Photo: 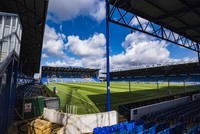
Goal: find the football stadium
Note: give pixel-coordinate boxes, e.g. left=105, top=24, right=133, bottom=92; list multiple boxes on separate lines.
left=1, top=0, right=200, bottom=134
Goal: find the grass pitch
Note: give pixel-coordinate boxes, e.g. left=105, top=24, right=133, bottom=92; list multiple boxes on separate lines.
left=45, top=82, right=200, bottom=114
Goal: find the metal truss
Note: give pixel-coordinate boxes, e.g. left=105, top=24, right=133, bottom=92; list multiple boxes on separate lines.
left=108, top=4, right=200, bottom=52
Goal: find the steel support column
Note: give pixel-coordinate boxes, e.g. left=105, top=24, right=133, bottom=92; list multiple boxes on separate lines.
left=197, top=45, right=200, bottom=68
left=5, top=59, right=14, bottom=132
left=7, top=60, right=18, bottom=126
left=106, top=0, right=111, bottom=111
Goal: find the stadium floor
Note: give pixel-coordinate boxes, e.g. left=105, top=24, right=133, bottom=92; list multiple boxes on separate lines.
left=45, top=82, right=200, bottom=114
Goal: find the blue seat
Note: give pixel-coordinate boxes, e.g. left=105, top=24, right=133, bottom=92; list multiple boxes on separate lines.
left=156, top=122, right=168, bottom=133
left=100, top=127, right=108, bottom=134
left=148, top=126, right=156, bottom=134
left=134, top=125, right=144, bottom=133
left=187, top=124, right=200, bottom=134
left=187, top=128, right=194, bottom=134
left=125, top=121, right=135, bottom=133
left=138, top=129, right=148, bottom=134
left=93, top=127, right=101, bottom=134
left=102, top=126, right=110, bottom=133
left=163, top=128, right=170, bottom=134
left=171, top=125, right=179, bottom=134
left=144, top=122, right=156, bottom=130
left=118, top=128, right=126, bottom=134
left=118, top=122, right=127, bottom=134
left=157, top=131, right=164, bottom=134
left=118, top=121, right=128, bottom=128
left=110, top=124, right=118, bottom=133
left=136, top=119, right=144, bottom=126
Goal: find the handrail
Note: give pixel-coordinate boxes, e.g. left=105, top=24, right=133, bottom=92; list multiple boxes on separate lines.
left=0, top=50, right=19, bottom=77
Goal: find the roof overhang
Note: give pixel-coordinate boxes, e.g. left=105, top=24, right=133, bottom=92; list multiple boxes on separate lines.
left=110, top=62, right=200, bottom=77
left=0, top=0, right=49, bottom=76
left=109, top=0, right=200, bottom=48
left=42, top=66, right=100, bottom=73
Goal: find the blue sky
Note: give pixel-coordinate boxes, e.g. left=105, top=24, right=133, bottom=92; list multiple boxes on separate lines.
left=41, top=0, right=197, bottom=72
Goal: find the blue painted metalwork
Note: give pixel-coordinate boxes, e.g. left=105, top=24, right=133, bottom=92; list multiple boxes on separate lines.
left=7, top=60, right=18, bottom=126
left=108, top=3, right=199, bottom=52
left=5, top=59, right=14, bottom=129
left=0, top=54, right=19, bottom=134
left=106, top=0, right=111, bottom=111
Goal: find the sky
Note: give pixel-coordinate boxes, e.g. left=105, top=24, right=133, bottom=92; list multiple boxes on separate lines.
left=40, top=0, right=197, bottom=74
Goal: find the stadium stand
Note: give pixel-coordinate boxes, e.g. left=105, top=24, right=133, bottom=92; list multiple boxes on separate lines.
left=119, top=90, right=200, bottom=121
left=41, top=66, right=100, bottom=83
left=111, top=75, right=200, bottom=84
left=2, top=0, right=200, bottom=133
left=93, top=97, right=200, bottom=134
left=94, top=78, right=101, bottom=82
left=110, top=62, right=200, bottom=84
left=0, top=0, right=48, bottom=133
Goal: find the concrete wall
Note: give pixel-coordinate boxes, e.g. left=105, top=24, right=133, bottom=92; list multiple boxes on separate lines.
left=43, top=108, right=118, bottom=134
left=43, top=108, right=78, bottom=125
left=130, top=96, right=190, bottom=121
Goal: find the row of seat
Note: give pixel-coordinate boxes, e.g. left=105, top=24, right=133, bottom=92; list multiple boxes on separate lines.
left=144, top=99, right=200, bottom=124
left=93, top=119, right=173, bottom=134
left=119, top=96, right=175, bottom=120
left=44, top=77, right=100, bottom=83
left=119, top=91, right=200, bottom=121
left=111, top=76, right=200, bottom=83
left=156, top=122, right=184, bottom=134
left=187, top=124, right=200, bottom=134
left=94, top=97, right=200, bottom=133
left=93, top=121, right=186, bottom=134
left=93, top=119, right=144, bottom=134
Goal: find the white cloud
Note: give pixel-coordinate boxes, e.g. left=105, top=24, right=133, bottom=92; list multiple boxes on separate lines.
left=43, top=32, right=106, bottom=69
left=43, top=30, right=197, bottom=74
left=44, top=31, right=171, bottom=70
left=45, top=57, right=103, bottom=69
left=82, top=57, right=104, bottom=69
left=110, top=32, right=170, bottom=68
left=43, top=25, right=66, bottom=57
left=42, top=54, right=48, bottom=58
left=46, top=61, right=68, bottom=67
left=66, top=33, right=106, bottom=58
left=131, top=16, right=148, bottom=26
left=46, top=56, right=83, bottom=67
left=167, top=57, right=197, bottom=64
left=131, top=16, right=152, bottom=32
left=48, top=0, right=105, bottom=23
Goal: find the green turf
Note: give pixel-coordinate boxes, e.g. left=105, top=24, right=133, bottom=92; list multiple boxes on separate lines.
left=45, top=82, right=200, bottom=114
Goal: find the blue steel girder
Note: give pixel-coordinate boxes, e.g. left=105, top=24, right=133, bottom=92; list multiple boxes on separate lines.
left=108, top=4, right=200, bottom=52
